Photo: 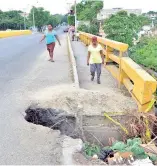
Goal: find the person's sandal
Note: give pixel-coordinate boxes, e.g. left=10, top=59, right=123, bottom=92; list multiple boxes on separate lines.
left=97, top=80, right=101, bottom=84
left=91, top=76, right=94, bottom=81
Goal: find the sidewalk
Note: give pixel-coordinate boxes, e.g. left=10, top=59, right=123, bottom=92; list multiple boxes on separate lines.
left=71, top=40, right=119, bottom=92
left=71, top=40, right=136, bottom=108
left=25, top=34, right=72, bottom=91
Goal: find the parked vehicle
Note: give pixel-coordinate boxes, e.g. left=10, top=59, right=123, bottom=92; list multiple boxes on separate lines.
left=63, top=27, right=69, bottom=32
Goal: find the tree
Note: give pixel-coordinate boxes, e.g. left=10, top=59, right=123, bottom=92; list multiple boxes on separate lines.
left=130, top=37, right=157, bottom=71
left=103, top=11, right=151, bottom=46
left=71, top=0, right=103, bottom=33
left=28, top=7, right=50, bottom=30
left=72, top=0, right=103, bottom=22
left=68, top=15, right=75, bottom=26
left=61, top=15, right=68, bottom=24
left=0, top=10, right=25, bottom=30
left=0, top=8, right=70, bottom=31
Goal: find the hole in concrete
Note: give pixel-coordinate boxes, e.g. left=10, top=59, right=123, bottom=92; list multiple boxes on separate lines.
left=25, top=106, right=80, bottom=139
left=25, top=105, right=127, bottom=146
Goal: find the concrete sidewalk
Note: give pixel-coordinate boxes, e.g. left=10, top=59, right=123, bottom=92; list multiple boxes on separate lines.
left=71, top=40, right=119, bottom=91
left=71, top=40, right=136, bottom=109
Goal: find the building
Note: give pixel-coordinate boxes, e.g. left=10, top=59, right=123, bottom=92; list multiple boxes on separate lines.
left=77, top=21, right=90, bottom=27
left=145, top=12, right=157, bottom=19
left=20, top=12, right=29, bottom=18
left=97, top=8, right=142, bottom=21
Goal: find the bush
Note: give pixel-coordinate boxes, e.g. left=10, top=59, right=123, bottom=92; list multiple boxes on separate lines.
left=130, top=37, right=157, bottom=71
left=78, top=24, right=89, bottom=33
left=78, top=23, right=99, bottom=35
left=103, top=11, right=151, bottom=46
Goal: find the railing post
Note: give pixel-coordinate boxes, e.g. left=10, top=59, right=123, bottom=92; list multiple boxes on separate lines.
left=119, top=51, right=123, bottom=88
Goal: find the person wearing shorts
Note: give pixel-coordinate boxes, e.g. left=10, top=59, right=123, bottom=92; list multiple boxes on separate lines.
left=87, top=36, right=104, bottom=84
left=40, top=24, right=61, bottom=62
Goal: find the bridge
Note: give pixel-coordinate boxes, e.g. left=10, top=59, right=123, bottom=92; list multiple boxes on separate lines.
left=71, top=32, right=157, bottom=112
left=0, top=29, right=157, bottom=164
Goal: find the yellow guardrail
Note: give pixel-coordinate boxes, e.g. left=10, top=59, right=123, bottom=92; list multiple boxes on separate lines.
left=0, top=30, right=32, bottom=38
left=79, top=32, right=157, bottom=112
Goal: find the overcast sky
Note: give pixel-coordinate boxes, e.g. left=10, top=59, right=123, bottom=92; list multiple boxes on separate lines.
left=0, top=0, right=156, bottom=14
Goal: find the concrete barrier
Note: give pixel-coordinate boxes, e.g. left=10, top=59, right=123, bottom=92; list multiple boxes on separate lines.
left=79, top=32, right=157, bottom=112
left=67, top=34, right=80, bottom=88
left=0, top=30, right=32, bottom=38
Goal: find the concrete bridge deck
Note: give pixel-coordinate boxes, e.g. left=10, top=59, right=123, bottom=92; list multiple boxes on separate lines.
left=0, top=30, right=155, bottom=164
left=71, top=39, right=136, bottom=111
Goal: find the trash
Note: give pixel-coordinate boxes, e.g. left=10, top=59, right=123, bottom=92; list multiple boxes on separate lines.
left=111, top=141, right=127, bottom=151
left=98, top=148, right=114, bottom=161
left=140, top=144, right=157, bottom=155
left=130, top=142, right=147, bottom=159
left=107, top=152, right=134, bottom=165
left=127, top=138, right=142, bottom=146
left=132, top=157, right=154, bottom=166
left=92, top=154, right=98, bottom=159
left=119, top=152, right=134, bottom=160
left=148, top=153, right=157, bottom=162
left=83, top=138, right=157, bottom=164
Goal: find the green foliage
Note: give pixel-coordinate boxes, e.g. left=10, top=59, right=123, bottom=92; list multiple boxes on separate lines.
left=78, top=24, right=89, bottom=32
left=0, top=7, right=67, bottom=30
left=0, top=10, right=25, bottom=30
left=88, top=24, right=99, bottom=35
left=78, top=23, right=99, bottom=35
left=130, top=37, right=157, bottom=71
left=72, top=0, right=103, bottom=34
left=111, top=138, right=150, bottom=159
left=68, top=15, right=75, bottom=26
left=103, top=11, right=151, bottom=46
left=149, top=154, right=157, bottom=161
left=48, top=14, right=66, bottom=27
left=73, top=0, right=103, bottom=22
left=84, top=142, right=100, bottom=157
left=112, top=141, right=127, bottom=151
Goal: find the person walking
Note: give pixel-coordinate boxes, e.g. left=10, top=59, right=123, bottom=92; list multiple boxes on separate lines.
left=68, top=25, right=75, bottom=41
left=75, top=31, right=79, bottom=41
left=87, top=36, right=104, bottom=84
left=40, top=24, right=61, bottom=62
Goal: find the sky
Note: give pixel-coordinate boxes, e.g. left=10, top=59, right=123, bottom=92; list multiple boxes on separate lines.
left=0, top=0, right=157, bottom=14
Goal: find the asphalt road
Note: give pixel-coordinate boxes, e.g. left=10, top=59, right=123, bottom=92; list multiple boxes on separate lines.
left=0, top=34, right=45, bottom=97
left=0, top=27, right=64, bottom=97
left=0, top=27, right=69, bottom=164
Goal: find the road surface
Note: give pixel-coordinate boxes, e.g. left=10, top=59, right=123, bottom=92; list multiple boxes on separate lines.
left=0, top=28, right=72, bottom=164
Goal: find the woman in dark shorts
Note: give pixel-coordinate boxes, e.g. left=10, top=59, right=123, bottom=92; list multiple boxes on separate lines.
left=40, top=24, right=61, bottom=62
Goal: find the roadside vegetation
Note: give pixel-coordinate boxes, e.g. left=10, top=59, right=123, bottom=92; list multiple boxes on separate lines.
left=102, top=11, right=157, bottom=73
left=72, top=0, right=103, bottom=35
left=130, top=37, right=157, bottom=72
left=0, top=8, right=67, bottom=31
left=103, top=11, right=151, bottom=46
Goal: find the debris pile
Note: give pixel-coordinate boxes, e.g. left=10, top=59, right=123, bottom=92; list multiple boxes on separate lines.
left=83, top=137, right=157, bottom=165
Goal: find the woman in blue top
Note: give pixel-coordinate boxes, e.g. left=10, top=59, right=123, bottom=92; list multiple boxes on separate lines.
left=40, top=24, right=61, bottom=62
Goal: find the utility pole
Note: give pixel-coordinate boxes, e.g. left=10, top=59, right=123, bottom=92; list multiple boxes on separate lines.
left=74, top=0, right=77, bottom=32
left=24, top=12, right=26, bottom=30
left=32, top=6, right=35, bottom=29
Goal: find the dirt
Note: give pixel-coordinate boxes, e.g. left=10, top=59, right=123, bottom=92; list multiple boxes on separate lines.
left=31, top=84, right=137, bottom=117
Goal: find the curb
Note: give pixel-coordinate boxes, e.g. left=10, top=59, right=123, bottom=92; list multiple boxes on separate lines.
left=0, top=30, right=32, bottom=38
left=67, top=34, right=80, bottom=88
